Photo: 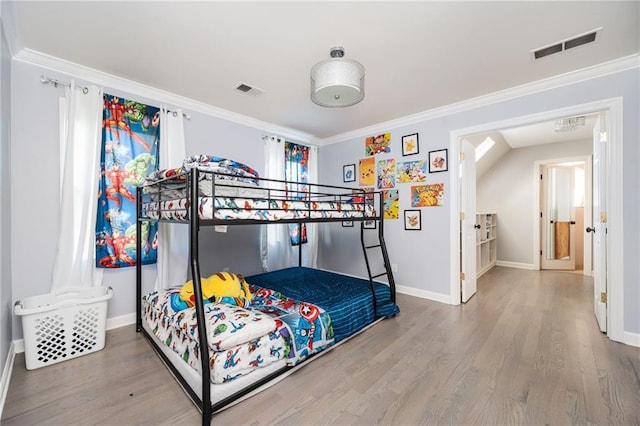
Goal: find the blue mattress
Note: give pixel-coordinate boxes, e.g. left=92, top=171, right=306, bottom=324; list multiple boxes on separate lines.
left=245, top=267, right=399, bottom=342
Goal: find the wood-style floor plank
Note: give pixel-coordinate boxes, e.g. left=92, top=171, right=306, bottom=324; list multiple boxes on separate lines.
left=3, top=267, right=639, bottom=425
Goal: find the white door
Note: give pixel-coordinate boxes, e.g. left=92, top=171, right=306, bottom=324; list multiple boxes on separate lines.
left=592, top=113, right=608, bottom=332
left=460, top=139, right=477, bottom=302
left=540, top=164, right=576, bottom=270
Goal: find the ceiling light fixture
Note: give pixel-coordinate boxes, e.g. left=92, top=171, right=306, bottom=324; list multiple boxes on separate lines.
left=310, top=46, right=365, bottom=107
left=555, top=116, right=585, bottom=132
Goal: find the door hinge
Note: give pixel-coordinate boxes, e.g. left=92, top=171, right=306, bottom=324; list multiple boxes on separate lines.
left=540, top=174, right=543, bottom=180
left=600, top=292, right=607, bottom=304
left=460, top=152, right=465, bottom=161
left=540, top=250, right=543, bottom=256
left=460, top=212, right=465, bottom=220
left=600, top=212, right=608, bottom=223
left=460, top=272, right=465, bottom=280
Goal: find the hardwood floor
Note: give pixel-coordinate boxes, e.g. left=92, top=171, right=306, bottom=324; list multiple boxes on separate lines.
left=3, top=267, right=639, bottom=425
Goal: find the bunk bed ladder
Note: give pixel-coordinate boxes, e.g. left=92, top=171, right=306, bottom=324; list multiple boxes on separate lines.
left=360, top=194, right=397, bottom=317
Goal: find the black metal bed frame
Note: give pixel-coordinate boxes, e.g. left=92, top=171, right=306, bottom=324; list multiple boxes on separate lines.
left=135, top=168, right=395, bottom=425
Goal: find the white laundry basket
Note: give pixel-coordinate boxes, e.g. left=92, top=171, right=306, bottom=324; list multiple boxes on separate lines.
left=14, top=286, right=113, bottom=370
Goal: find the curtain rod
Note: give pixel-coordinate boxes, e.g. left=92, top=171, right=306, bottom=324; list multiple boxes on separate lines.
left=41, top=75, right=89, bottom=94
left=40, top=75, right=191, bottom=119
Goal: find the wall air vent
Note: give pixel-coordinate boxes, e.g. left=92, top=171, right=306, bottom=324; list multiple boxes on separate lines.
left=531, top=27, right=601, bottom=60
left=234, top=82, right=265, bottom=96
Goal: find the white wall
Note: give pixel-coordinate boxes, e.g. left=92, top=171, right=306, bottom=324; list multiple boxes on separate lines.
left=477, top=139, right=592, bottom=265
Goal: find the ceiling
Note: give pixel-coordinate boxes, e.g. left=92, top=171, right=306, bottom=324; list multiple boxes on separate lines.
left=463, top=113, right=598, bottom=177
left=10, top=1, right=640, bottom=142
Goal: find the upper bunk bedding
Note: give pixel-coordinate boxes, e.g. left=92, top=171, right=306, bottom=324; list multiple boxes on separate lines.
left=246, top=267, right=399, bottom=342
left=140, top=155, right=375, bottom=222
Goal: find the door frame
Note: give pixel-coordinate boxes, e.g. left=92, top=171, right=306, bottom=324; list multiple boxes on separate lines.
left=534, top=156, right=592, bottom=273
left=449, top=97, right=623, bottom=343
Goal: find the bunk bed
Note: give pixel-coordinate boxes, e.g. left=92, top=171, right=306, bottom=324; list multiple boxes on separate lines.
left=136, top=155, right=399, bottom=424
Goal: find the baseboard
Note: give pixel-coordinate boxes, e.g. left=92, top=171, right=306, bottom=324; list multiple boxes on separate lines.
left=396, top=285, right=452, bottom=305
left=623, top=331, right=640, bottom=348
left=0, top=341, right=17, bottom=419
left=106, top=312, right=136, bottom=331
left=495, top=260, right=535, bottom=270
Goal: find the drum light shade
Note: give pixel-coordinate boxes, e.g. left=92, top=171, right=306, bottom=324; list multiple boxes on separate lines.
left=311, top=47, right=365, bottom=107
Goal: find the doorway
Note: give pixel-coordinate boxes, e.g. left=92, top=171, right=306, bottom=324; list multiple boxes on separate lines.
left=538, top=158, right=591, bottom=273
left=449, top=98, right=624, bottom=343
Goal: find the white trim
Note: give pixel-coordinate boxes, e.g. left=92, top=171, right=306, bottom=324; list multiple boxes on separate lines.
left=623, top=331, right=640, bottom=348
left=495, top=261, right=535, bottom=270
left=106, top=313, right=136, bottom=331
left=532, top=155, right=592, bottom=272
left=396, top=285, right=451, bottom=305
left=322, top=55, right=638, bottom=146
left=13, top=48, right=315, bottom=145
left=451, top=97, right=624, bottom=343
left=0, top=341, right=16, bottom=419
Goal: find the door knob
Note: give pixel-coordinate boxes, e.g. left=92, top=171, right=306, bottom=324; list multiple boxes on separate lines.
left=586, top=227, right=595, bottom=233
left=474, top=224, right=481, bottom=229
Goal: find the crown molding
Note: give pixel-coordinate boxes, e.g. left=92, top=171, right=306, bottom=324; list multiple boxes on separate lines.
left=13, top=48, right=315, bottom=144
left=320, top=54, right=640, bottom=146
left=12, top=48, right=638, bottom=147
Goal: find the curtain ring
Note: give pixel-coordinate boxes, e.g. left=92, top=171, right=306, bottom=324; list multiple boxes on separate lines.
left=82, top=87, right=89, bottom=94
left=173, top=111, right=178, bottom=117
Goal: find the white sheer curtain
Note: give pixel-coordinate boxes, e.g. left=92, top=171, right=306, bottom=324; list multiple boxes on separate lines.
left=154, top=108, right=188, bottom=290
left=260, top=136, right=318, bottom=271
left=51, top=82, right=104, bottom=291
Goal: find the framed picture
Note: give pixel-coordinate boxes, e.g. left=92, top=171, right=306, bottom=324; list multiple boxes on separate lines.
left=343, top=164, right=356, bottom=182
left=428, top=149, right=448, bottom=173
left=404, top=210, right=421, bottom=230
left=363, top=220, right=376, bottom=229
left=402, top=133, right=419, bottom=156
left=342, top=220, right=354, bottom=227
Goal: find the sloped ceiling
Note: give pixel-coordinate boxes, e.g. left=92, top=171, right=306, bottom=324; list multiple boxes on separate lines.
left=465, top=114, right=598, bottom=177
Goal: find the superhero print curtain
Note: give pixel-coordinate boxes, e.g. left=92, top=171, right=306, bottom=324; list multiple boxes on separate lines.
left=285, top=142, right=309, bottom=246
left=96, top=94, right=160, bottom=268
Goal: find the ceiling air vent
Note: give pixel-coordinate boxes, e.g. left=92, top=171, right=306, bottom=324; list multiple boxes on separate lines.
left=531, top=27, right=601, bottom=60
left=234, top=82, right=265, bottom=96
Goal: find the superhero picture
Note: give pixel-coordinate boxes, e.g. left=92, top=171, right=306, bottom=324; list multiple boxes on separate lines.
left=96, top=94, right=160, bottom=268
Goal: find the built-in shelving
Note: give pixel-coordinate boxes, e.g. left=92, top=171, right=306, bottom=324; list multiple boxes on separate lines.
left=476, top=213, right=497, bottom=278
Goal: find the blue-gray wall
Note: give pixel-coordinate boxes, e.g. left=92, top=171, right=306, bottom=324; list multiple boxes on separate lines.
left=5, top=57, right=640, bottom=344
left=0, top=5, right=13, bottom=381
left=318, top=67, right=640, bottom=335
left=9, top=59, right=306, bottom=339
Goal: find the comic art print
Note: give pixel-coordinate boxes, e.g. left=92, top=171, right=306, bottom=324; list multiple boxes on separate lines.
left=377, top=159, right=396, bottom=189
left=397, top=160, right=427, bottom=183
left=383, top=189, right=399, bottom=219
left=359, top=157, right=375, bottom=186
left=365, top=133, right=391, bottom=156
left=411, top=183, right=444, bottom=207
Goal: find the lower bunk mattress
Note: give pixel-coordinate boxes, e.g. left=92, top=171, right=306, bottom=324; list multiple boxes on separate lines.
left=142, top=282, right=334, bottom=385
left=141, top=267, right=399, bottom=405
left=246, top=267, right=400, bottom=342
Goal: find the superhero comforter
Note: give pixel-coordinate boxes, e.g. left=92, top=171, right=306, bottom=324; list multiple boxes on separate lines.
left=142, top=285, right=334, bottom=384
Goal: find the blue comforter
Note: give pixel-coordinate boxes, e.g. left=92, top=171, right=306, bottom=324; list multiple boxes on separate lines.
left=246, top=267, right=399, bottom=342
